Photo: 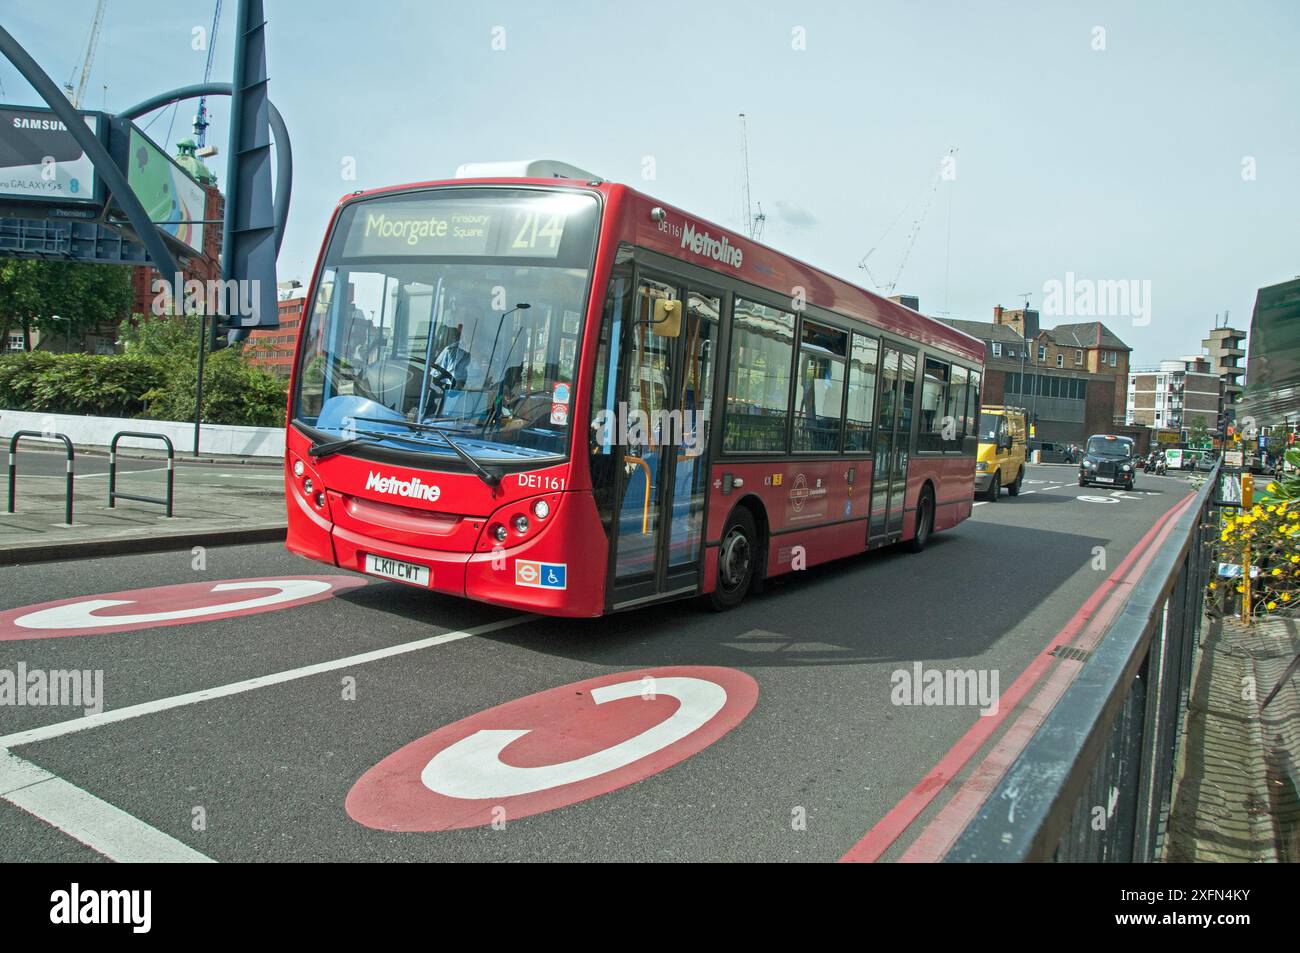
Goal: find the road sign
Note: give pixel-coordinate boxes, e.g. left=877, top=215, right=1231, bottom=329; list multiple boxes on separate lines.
left=346, top=666, right=759, bottom=831
left=0, top=576, right=367, bottom=641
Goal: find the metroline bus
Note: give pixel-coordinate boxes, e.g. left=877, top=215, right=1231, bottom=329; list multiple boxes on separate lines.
left=285, top=161, right=985, bottom=617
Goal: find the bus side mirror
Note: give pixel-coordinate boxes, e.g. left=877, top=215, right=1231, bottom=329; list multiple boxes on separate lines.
left=651, top=299, right=683, bottom=338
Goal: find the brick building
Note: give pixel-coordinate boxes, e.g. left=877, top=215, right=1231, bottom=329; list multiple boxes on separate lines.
left=936, top=305, right=1133, bottom=448
left=246, top=282, right=307, bottom=379
left=1126, top=357, right=1223, bottom=436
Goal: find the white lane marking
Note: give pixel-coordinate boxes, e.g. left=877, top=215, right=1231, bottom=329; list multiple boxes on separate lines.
left=422, top=677, right=728, bottom=799
left=0, top=615, right=533, bottom=749
left=14, top=580, right=333, bottom=631
left=0, top=749, right=213, bottom=863
left=973, top=501, right=987, bottom=506
left=75, top=467, right=168, bottom=481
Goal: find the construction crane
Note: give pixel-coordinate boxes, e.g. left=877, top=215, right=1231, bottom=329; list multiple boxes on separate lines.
left=193, top=0, right=224, bottom=154
left=63, top=0, right=107, bottom=108
left=738, top=113, right=765, bottom=241
left=859, top=146, right=957, bottom=295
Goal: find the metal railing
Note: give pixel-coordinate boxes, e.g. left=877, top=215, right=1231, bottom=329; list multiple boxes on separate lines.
left=6, top=430, right=74, bottom=525
left=947, top=464, right=1218, bottom=861
left=108, top=431, right=175, bottom=517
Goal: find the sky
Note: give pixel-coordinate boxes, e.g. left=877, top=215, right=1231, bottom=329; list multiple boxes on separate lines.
left=4, top=0, right=1298, bottom=366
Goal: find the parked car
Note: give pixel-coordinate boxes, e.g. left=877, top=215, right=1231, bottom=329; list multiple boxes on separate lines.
left=1079, top=434, right=1137, bottom=490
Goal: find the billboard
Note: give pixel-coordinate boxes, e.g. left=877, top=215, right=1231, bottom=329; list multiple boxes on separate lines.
left=122, top=123, right=206, bottom=255
left=0, top=105, right=102, bottom=208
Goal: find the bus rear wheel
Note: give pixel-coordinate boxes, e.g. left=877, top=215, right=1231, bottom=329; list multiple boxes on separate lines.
left=909, top=488, right=934, bottom=553
left=710, top=508, right=757, bottom=612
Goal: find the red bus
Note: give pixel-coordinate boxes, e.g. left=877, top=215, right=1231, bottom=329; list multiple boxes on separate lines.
left=285, top=162, right=984, bottom=617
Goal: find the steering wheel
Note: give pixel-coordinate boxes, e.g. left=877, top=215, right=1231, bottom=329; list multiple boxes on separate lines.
left=426, top=362, right=456, bottom=388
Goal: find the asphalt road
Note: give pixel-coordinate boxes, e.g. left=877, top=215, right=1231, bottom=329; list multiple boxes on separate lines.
left=0, top=464, right=1198, bottom=862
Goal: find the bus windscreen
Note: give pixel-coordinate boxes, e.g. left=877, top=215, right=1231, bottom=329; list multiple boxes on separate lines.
left=292, top=188, right=600, bottom=463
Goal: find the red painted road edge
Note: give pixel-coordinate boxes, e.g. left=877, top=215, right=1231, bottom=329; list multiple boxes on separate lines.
left=898, top=489, right=1196, bottom=861
left=839, top=489, right=1196, bottom=863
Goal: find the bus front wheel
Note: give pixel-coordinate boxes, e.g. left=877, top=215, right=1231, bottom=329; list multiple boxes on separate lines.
left=710, top=508, right=757, bottom=611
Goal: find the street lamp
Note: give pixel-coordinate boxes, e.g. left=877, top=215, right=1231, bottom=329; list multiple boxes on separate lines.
left=49, top=314, right=72, bottom=351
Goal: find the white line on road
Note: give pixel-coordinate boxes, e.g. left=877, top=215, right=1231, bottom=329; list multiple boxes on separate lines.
left=0, top=748, right=213, bottom=863
left=0, top=614, right=534, bottom=750
left=74, top=467, right=168, bottom=480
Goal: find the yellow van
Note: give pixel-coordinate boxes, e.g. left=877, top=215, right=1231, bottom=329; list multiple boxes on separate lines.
left=974, top=406, right=1028, bottom=501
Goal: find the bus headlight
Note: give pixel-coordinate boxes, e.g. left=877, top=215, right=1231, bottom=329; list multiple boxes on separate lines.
left=532, top=499, right=550, bottom=520
left=512, top=514, right=530, bottom=535
left=491, top=523, right=508, bottom=543
left=303, top=478, right=314, bottom=495
left=293, top=460, right=304, bottom=478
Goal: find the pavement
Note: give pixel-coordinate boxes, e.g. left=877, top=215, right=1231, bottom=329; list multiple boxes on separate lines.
left=0, top=447, right=286, bottom=565
left=0, top=464, right=1218, bottom=862
left=1166, top=615, right=1300, bottom=861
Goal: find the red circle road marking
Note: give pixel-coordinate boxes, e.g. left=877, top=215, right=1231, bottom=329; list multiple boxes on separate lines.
left=346, top=665, right=759, bottom=831
left=0, top=576, right=368, bottom=641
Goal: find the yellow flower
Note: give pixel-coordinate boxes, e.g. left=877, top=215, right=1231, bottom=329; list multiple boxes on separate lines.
left=1268, top=483, right=1279, bottom=493
left=1267, top=601, right=1277, bottom=610
left=1236, top=585, right=1245, bottom=593
left=1209, top=582, right=1217, bottom=590
left=1283, top=592, right=1292, bottom=602
left=1274, top=568, right=1284, bottom=575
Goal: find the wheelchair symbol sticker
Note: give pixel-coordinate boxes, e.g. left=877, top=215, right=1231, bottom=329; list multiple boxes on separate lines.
left=516, top=560, right=567, bottom=590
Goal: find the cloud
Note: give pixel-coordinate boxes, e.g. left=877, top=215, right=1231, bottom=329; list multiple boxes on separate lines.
left=772, top=200, right=817, bottom=228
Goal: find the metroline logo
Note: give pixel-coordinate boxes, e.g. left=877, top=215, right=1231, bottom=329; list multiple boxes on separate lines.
left=365, top=470, right=441, bottom=502
left=681, top=222, right=743, bottom=269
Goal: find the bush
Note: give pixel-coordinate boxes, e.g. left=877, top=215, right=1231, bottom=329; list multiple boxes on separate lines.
left=141, top=349, right=288, bottom=428
left=0, top=336, right=288, bottom=427
left=1210, top=450, right=1300, bottom=618
left=0, top=351, right=164, bottom=417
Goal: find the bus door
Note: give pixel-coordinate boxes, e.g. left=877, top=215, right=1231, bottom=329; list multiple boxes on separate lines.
left=607, top=273, right=721, bottom=609
left=868, top=345, right=917, bottom=545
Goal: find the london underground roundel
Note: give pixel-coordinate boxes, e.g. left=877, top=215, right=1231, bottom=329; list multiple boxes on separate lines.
left=346, top=666, right=759, bottom=831
left=0, top=576, right=367, bottom=641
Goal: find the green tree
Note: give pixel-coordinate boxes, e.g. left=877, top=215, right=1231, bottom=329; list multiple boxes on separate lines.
left=1187, top=416, right=1211, bottom=448
left=117, top=312, right=203, bottom=361
left=0, top=260, right=133, bottom=351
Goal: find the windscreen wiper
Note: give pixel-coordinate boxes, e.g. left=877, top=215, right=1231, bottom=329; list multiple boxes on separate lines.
left=348, top=417, right=502, bottom=489
left=308, top=427, right=436, bottom=460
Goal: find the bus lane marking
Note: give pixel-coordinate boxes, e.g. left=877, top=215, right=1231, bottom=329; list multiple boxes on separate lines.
left=0, top=615, right=536, bottom=750
left=346, top=666, right=759, bottom=831
left=0, top=577, right=367, bottom=641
